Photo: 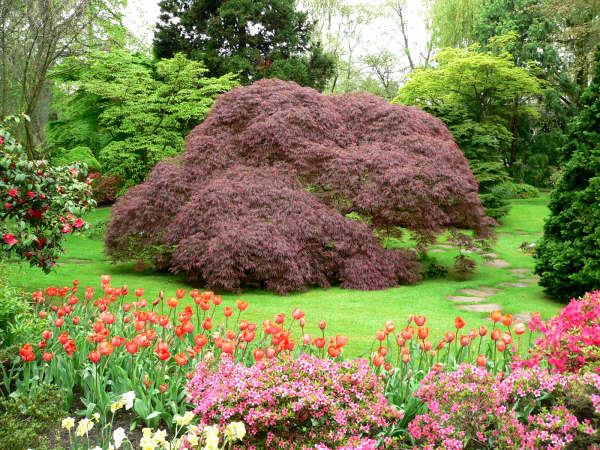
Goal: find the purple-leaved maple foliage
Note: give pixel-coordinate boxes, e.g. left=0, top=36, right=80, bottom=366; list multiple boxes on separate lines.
left=106, top=79, right=494, bottom=294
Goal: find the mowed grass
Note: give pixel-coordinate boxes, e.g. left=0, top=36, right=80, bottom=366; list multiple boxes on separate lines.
left=8, top=194, right=564, bottom=358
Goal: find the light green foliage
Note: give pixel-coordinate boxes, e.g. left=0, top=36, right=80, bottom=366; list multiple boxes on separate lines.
left=51, top=146, right=102, bottom=172
left=52, top=51, right=237, bottom=188
left=394, top=43, right=543, bottom=172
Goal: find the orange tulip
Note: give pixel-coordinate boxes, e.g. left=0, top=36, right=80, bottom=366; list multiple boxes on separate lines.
left=372, top=354, right=384, bottom=367
left=375, top=329, right=386, bottom=341
left=476, top=354, right=487, bottom=367
left=418, top=326, right=429, bottom=340
left=513, top=322, right=527, bottom=336
left=490, top=310, right=502, bottom=322
left=414, top=315, right=426, bottom=326
left=501, top=313, right=513, bottom=327
left=455, top=317, right=465, bottom=329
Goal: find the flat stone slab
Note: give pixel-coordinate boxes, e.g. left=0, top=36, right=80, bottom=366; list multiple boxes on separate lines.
left=481, top=253, right=498, bottom=258
left=520, top=278, right=540, bottom=283
left=429, top=249, right=446, bottom=253
left=446, top=295, right=488, bottom=303
left=463, top=248, right=481, bottom=253
left=457, top=303, right=503, bottom=312
left=509, top=268, right=531, bottom=274
left=498, top=233, right=513, bottom=237
left=499, top=282, right=530, bottom=288
left=436, top=244, right=454, bottom=249
left=513, top=313, right=532, bottom=323
left=483, top=259, right=511, bottom=268
left=476, top=286, right=504, bottom=294
left=458, top=288, right=499, bottom=297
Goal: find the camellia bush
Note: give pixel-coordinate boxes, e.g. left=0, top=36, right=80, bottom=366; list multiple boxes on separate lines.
left=0, top=117, right=94, bottom=271
left=106, top=79, right=495, bottom=294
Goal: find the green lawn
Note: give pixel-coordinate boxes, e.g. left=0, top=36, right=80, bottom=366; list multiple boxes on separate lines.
left=8, top=194, right=563, bottom=358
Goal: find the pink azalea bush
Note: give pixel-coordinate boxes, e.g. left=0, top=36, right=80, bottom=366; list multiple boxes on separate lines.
left=184, top=353, right=401, bottom=449
left=408, top=363, right=600, bottom=449
left=527, top=290, right=600, bottom=373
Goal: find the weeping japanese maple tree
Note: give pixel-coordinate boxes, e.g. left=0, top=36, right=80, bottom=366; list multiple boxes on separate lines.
left=106, top=79, right=494, bottom=294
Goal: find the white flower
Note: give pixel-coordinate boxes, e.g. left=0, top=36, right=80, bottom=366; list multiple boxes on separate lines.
left=203, top=433, right=219, bottom=450
left=75, top=418, right=94, bottom=437
left=90, top=447, right=102, bottom=450
left=111, top=399, right=124, bottom=413
left=225, top=422, right=246, bottom=442
left=121, top=391, right=136, bottom=410
left=61, top=417, right=75, bottom=431
left=92, top=412, right=101, bottom=421
left=113, top=426, right=127, bottom=449
left=187, top=433, right=199, bottom=446
left=174, top=411, right=195, bottom=427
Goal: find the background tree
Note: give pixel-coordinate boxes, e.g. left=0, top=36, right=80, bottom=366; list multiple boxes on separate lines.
left=153, top=0, right=334, bottom=91
left=0, top=0, right=127, bottom=159
left=46, top=51, right=237, bottom=190
left=534, top=48, right=600, bottom=302
left=394, top=44, right=543, bottom=174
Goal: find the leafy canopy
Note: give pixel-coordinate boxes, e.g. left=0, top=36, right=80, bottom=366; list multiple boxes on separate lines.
left=153, top=0, right=335, bottom=91
left=48, top=50, right=237, bottom=188
left=394, top=43, right=543, bottom=169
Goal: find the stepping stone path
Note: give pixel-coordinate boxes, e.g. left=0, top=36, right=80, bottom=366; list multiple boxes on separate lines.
left=458, top=288, right=500, bottom=297
left=446, top=295, right=488, bottom=303
left=520, top=278, right=540, bottom=283
left=456, top=303, right=504, bottom=313
left=481, top=253, right=499, bottom=258
left=429, top=249, right=446, bottom=253
left=483, top=259, right=511, bottom=268
left=499, top=282, right=530, bottom=288
left=437, top=244, right=454, bottom=249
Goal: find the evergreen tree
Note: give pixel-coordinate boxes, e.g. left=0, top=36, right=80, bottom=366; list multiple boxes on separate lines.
left=153, top=0, right=335, bottom=91
left=534, top=47, right=600, bottom=301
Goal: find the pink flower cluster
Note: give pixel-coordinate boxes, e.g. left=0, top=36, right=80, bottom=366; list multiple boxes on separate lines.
left=184, top=354, right=401, bottom=449
left=408, top=363, right=600, bottom=449
left=527, top=291, right=600, bottom=373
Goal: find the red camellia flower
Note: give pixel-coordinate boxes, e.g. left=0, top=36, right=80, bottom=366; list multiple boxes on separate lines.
left=455, top=317, right=465, bottom=329
left=8, top=188, right=18, bottom=197
left=174, top=353, right=188, bottom=365
left=73, top=218, right=84, bottom=228
left=89, top=350, right=101, bottom=363
left=2, top=233, right=17, bottom=245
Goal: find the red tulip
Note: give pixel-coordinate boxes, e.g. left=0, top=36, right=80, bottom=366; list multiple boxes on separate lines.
left=318, top=320, right=326, bottom=330
left=176, top=288, right=186, bottom=299
left=292, top=308, right=305, bottom=320
left=167, top=297, right=178, bottom=308
left=402, top=353, right=410, bottom=363
left=42, top=329, right=51, bottom=340
left=375, top=330, right=386, bottom=341
left=213, top=295, right=222, bottom=306
left=490, top=310, right=502, bottom=323
left=384, top=320, right=396, bottom=333
left=125, top=341, right=138, bottom=354
left=491, top=329, right=501, bottom=341
left=335, top=335, right=348, bottom=348
left=89, top=350, right=101, bottom=363
left=54, top=317, right=64, bottom=327
left=42, top=352, right=53, bottom=362
left=39, top=311, right=47, bottom=319
left=174, top=353, right=188, bottom=365
left=444, top=332, right=455, bottom=343
left=513, top=322, right=527, bottom=336
left=414, top=315, right=426, bottom=326
left=314, top=337, right=325, bottom=349
left=501, top=332, right=513, bottom=345
left=384, top=363, right=392, bottom=371
left=496, top=341, right=506, bottom=352
left=479, top=325, right=488, bottom=336
left=236, top=299, right=248, bottom=311
left=202, top=317, right=212, bottom=330
left=455, top=317, right=465, bottom=329
left=159, top=384, right=168, bottom=393
left=378, top=346, right=389, bottom=357
left=265, top=347, right=276, bottom=359
left=222, top=341, right=236, bottom=355
left=327, top=345, right=341, bottom=357
left=100, top=275, right=111, bottom=285
left=111, top=336, right=125, bottom=348
left=194, top=334, right=208, bottom=347
left=476, top=354, right=487, bottom=367
left=372, top=354, right=384, bottom=367
left=253, top=348, right=264, bottom=361
left=274, top=313, right=285, bottom=324
left=224, top=306, right=233, bottom=317
left=72, top=316, right=80, bottom=325
left=460, top=335, right=470, bottom=347
left=417, top=326, right=429, bottom=340
left=158, top=315, right=169, bottom=326
left=501, top=313, right=513, bottom=327
left=99, top=341, right=114, bottom=355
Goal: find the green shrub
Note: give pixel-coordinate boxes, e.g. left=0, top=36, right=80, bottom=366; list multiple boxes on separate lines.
left=51, top=145, right=102, bottom=172
left=534, top=47, right=600, bottom=302
left=470, top=161, right=511, bottom=221
left=0, top=383, right=66, bottom=450
left=503, top=181, right=539, bottom=199
left=419, top=253, right=449, bottom=279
